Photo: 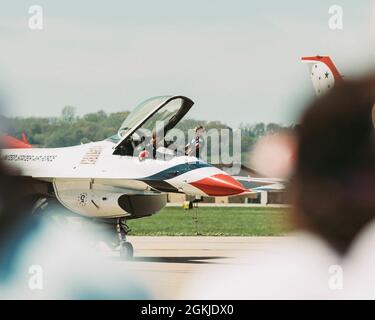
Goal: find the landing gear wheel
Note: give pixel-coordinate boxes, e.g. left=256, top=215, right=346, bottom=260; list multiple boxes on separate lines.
left=116, top=217, right=133, bottom=260
left=120, top=242, right=134, bottom=260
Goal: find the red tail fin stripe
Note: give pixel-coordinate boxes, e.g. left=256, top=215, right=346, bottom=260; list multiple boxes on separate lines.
left=22, top=132, right=29, bottom=144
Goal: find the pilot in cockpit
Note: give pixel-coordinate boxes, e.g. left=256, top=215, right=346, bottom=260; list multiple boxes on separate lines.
left=138, top=131, right=178, bottom=161
left=149, top=132, right=157, bottom=159
left=138, top=131, right=158, bottom=160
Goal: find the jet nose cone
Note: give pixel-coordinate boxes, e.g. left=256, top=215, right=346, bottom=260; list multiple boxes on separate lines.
left=190, top=173, right=246, bottom=196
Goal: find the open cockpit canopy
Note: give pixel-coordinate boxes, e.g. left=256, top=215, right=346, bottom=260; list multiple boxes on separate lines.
left=112, top=95, right=194, bottom=155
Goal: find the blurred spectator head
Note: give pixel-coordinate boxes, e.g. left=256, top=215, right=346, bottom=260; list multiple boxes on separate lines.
left=292, top=76, right=375, bottom=255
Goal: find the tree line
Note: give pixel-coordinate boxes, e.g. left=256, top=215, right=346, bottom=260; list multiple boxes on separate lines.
left=3, top=106, right=290, bottom=155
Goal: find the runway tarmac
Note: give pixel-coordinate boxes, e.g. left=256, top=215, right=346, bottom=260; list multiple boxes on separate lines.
left=51, top=212, right=292, bottom=298
left=110, top=236, right=291, bottom=299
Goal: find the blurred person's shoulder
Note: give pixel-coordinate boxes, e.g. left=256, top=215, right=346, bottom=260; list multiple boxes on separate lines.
left=181, top=232, right=342, bottom=299
left=0, top=215, right=151, bottom=300
left=343, top=219, right=375, bottom=299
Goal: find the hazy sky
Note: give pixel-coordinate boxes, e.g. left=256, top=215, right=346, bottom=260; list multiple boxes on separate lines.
left=1, top=0, right=375, bottom=127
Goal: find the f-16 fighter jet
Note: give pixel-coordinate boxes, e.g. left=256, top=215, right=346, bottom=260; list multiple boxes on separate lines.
left=1, top=96, right=249, bottom=258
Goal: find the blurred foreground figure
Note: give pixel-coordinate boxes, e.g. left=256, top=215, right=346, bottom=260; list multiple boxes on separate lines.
left=0, top=150, right=150, bottom=300
left=292, top=78, right=375, bottom=255
left=289, top=76, right=375, bottom=299
left=183, top=77, right=375, bottom=299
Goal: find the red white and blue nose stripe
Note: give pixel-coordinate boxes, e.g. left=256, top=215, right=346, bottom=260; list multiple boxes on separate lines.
left=140, top=161, right=247, bottom=196
left=189, top=173, right=246, bottom=196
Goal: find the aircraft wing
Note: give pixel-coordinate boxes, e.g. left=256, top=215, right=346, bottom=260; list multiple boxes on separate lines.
left=233, top=176, right=286, bottom=193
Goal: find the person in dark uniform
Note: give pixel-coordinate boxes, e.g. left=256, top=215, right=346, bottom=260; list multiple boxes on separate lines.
left=186, top=125, right=205, bottom=158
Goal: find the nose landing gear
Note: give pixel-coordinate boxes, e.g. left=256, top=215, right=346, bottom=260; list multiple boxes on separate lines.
left=116, top=217, right=134, bottom=259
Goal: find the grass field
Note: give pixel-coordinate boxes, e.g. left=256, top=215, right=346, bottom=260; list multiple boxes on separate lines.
left=128, top=206, right=292, bottom=236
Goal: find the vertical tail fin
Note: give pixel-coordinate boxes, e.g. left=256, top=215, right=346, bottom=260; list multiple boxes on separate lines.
left=301, top=56, right=342, bottom=96
left=1, top=134, right=32, bottom=148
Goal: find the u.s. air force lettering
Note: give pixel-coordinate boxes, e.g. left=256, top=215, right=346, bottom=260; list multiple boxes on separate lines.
left=1, top=154, right=58, bottom=162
